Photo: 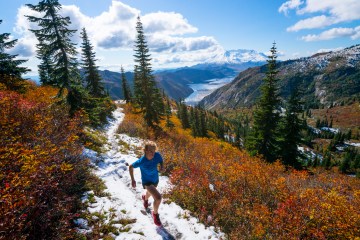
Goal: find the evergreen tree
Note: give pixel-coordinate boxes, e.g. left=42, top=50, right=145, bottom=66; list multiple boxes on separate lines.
left=80, top=28, right=105, bottom=97
left=190, top=107, right=199, bottom=137
left=165, top=97, right=175, bottom=129
left=234, top=119, right=242, bottom=147
left=199, top=107, right=207, bottom=137
left=216, top=117, right=225, bottom=140
left=120, top=66, right=132, bottom=102
left=79, top=28, right=115, bottom=126
left=0, top=20, right=29, bottom=90
left=312, top=155, right=319, bottom=167
left=322, top=150, right=332, bottom=169
left=346, top=129, right=352, bottom=140
left=246, top=43, right=281, bottom=162
left=133, top=16, right=164, bottom=127
left=178, top=100, right=190, bottom=129
left=36, top=39, right=55, bottom=85
left=278, top=85, right=304, bottom=169
left=340, top=150, right=353, bottom=173
left=26, top=0, right=84, bottom=115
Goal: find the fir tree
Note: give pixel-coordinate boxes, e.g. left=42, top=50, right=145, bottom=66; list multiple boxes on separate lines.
left=178, top=100, right=190, bottom=129
left=216, top=117, right=225, bottom=140
left=312, top=155, right=319, bottom=167
left=322, top=150, right=332, bottom=169
left=246, top=42, right=281, bottom=162
left=340, top=150, right=352, bottom=173
left=190, top=107, right=199, bottom=137
left=133, top=16, right=164, bottom=127
left=120, top=65, right=132, bottom=102
left=79, top=28, right=115, bottom=126
left=0, top=20, right=29, bottom=90
left=278, top=85, right=304, bottom=169
left=36, top=40, right=55, bottom=85
left=199, top=107, right=207, bottom=137
left=80, top=28, right=105, bottom=97
left=165, top=97, right=175, bottom=129
left=26, top=0, right=84, bottom=115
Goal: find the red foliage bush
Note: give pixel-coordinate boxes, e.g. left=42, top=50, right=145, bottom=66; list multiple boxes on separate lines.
left=0, top=87, right=87, bottom=239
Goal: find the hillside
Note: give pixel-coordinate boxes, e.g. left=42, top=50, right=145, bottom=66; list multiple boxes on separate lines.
left=99, top=68, right=224, bottom=101
left=199, top=44, right=360, bottom=110
left=100, top=49, right=267, bottom=101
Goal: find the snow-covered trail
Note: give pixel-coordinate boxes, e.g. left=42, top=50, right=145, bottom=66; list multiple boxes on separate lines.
left=82, top=106, right=223, bottom=240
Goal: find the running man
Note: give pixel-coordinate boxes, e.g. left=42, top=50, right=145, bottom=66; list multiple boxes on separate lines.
left=129, top=140, right=164, bottom=226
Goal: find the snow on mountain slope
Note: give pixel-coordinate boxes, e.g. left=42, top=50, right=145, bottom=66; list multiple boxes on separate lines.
left=208, top=49, right=267, bottom=64
left=81, top=105, right=224, bottom=239
left=287, top=44, right=360, bottom=72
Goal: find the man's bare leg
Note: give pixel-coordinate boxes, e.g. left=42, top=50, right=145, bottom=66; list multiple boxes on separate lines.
left=145, top=185, right=162, bottom=214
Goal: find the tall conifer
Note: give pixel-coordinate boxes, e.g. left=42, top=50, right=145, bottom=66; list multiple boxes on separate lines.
left=0, top=20, right=29, bottom=90
left=80, top=28, right=105, bottom=97
left=246, top=43, right=281, bottom=162
left=165, top=97, right=175, bottom=129
left=120, top=65, right=132, bottom=102
left=133, top=16, right=164, bottom=127
left=26, top=0, right=84, bottom=114
left=36, top=39, right=55, bottom=85
left=178, top=100, right=190, bottom=129
left=278, top=85, right=304, bottom=169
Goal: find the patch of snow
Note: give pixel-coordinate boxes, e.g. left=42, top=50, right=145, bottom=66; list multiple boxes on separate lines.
left=320, top=127, right=339, bottom=134
left=309, top=127, right=321, bottom=135
left=298, top=146, right=322, bottom=160
left=346, top=142, right=360, bottom=147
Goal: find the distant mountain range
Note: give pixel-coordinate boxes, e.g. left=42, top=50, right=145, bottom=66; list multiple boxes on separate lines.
left=210, top=49, right=267, bottom=64
left=199, top=44, right=360, bottom=110
left=100, top=49, right=267, bottom=100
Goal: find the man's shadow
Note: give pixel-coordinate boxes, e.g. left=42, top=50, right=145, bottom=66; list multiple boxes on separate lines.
left=156, top=226, right=176, bottom=240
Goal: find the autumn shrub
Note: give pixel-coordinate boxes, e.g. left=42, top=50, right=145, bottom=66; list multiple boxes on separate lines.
left=116, top=103, right=149, bottom=138
left=0, top=87, right=90, bottom=239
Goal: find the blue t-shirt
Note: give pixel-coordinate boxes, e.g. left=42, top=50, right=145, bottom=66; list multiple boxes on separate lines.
left=132, top=152, right=163, bottom=184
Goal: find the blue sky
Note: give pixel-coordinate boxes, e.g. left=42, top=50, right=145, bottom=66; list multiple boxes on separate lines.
left=1, top=0, right=360, bottom=75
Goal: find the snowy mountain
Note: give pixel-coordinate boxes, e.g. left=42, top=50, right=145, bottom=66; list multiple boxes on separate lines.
left=200, top=44, right=360, bottom=110
left=211, top=49, right=268, bottom=64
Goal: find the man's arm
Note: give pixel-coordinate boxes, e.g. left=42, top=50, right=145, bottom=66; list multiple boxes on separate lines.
left=159, top=161, right=164, bottom=172
left=129, top=164, right=136, bottom=188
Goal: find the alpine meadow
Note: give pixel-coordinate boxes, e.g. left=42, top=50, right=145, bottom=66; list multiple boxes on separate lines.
left=1, top=0, right=360, bottom=239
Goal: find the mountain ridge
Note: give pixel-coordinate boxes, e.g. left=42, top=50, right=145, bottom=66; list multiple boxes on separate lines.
left=100, top=49, right=267, bottom=101
left=199, top=44, right=360, bottom=110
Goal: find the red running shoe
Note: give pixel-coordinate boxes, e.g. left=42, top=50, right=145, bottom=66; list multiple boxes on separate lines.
left=152, top=211, right=162, bottom=226
left=142, top=195, right=149, bottom=209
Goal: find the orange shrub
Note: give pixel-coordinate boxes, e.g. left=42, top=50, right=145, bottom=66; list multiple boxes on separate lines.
left=116, top=103, right=150, bottom=138
left=0, top=87, right=88, bottom=239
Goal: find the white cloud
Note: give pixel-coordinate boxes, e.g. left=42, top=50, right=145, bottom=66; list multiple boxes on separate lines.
left=281, top=0, right=360, bottom=31
left=301, top=27, right=358, bottom=41
left=148, top=35, right=218, bottom=53
left=11, top=6, right=40, bottom=58
left=279, top=0, right=304, bottom=15
left=351, top=26, right=360, bottom=39
left=14, top=0, right=220, bottom=69
left=153, top=44, right=225, bottom=68
left=142, top=12, right=197, bottom=36
left=7, top=37, right=35, bottom=57
left=287, top=15, right=336, bottom=32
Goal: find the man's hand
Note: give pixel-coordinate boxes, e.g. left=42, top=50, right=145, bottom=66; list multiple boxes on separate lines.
left=131, top=179, right=136, bottom=188
left=129, top=165, right=136, bottom=188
